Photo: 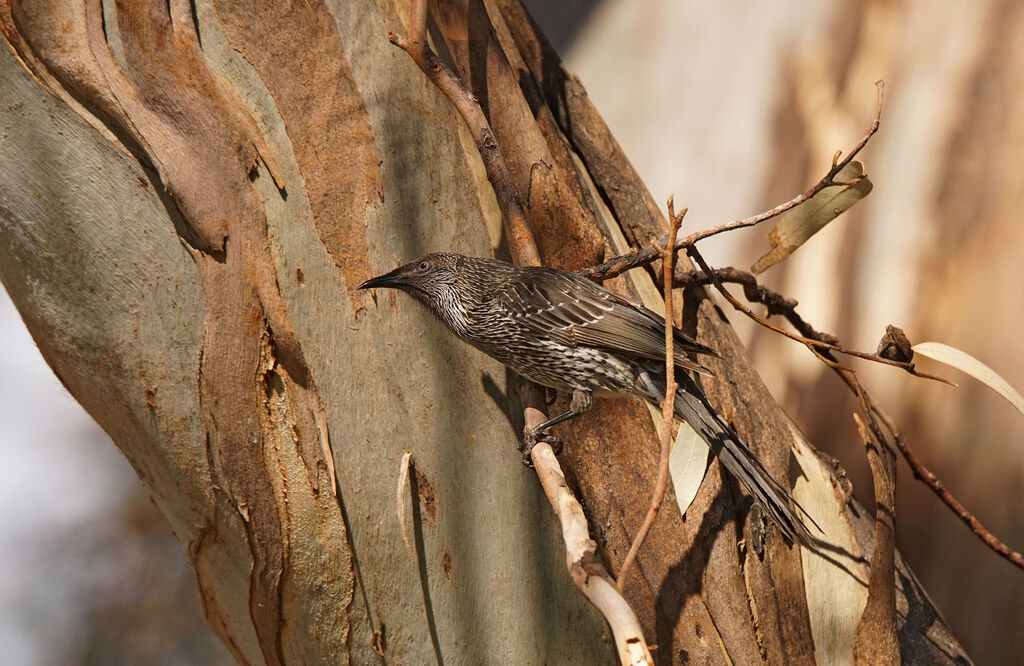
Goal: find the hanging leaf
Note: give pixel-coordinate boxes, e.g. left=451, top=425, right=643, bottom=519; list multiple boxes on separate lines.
left=751, top=161, right=873, bottom=275
left=913, top=342, right=1024, bottom=417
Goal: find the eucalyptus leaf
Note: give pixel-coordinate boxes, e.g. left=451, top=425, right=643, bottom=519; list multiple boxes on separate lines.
left=914, top=341, right=1024, bottom=417
left=670, top=422, right=711, bottom=517
left=752, top=161, right=873, bottom=274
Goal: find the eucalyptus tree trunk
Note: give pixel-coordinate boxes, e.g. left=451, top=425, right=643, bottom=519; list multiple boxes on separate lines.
left=0, top=0, right=969, bottom=663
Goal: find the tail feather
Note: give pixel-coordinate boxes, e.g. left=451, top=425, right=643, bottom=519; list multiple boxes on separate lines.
left=638, top=371, right=816, bottom=548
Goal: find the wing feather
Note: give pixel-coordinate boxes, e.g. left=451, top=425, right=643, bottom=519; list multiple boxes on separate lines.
left=497, top=268, right=716, bottom=375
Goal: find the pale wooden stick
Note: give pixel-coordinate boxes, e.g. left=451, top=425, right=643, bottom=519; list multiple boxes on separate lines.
left=524, top=385, right=653, bottom=666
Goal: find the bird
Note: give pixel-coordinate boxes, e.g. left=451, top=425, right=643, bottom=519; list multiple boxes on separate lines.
left=359, top=252, right=813, bottom=547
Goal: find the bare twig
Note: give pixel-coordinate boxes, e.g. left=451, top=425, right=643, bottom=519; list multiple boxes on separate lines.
left=685, top=251, right=1023, bottom=570
left=865, top=393, right=1024, bottom=571
left=578, top=81, right=884, bottom=284
left=390, top=2, right=654, bottom=659
left=681, top=260, right=1024, bottom=572
left=617, top=201, right=686, bottom=592
left=831, top=328, right=1023, bottom=574
left=672, top=267, right=954, bottom=385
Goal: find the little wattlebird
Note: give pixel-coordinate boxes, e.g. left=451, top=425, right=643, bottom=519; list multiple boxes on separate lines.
left=359, top=252, right=814, bottom=547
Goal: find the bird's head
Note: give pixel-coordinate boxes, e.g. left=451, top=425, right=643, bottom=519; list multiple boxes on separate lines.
left=359, top=252, right=471, bottom=330
left=358, top=252, right=462, bottom=296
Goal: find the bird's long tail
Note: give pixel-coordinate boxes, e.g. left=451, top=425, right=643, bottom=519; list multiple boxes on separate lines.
left=637, top=371, right=815, bottom=548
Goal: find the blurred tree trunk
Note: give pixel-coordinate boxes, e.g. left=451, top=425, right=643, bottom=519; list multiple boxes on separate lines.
left=0, top=0, right=970, bottom=663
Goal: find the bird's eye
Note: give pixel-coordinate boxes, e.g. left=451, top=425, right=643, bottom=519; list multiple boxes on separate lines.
left=418, top=260, right=432, bottom=272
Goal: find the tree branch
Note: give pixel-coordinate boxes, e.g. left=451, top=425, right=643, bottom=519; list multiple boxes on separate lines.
left=672, top=267, right=954, bottom=384
left=387, top=9, right=538, bottom=268
left=524, top=386, right=652, bottom=666
left=679, top=258, right=1024, bottom=573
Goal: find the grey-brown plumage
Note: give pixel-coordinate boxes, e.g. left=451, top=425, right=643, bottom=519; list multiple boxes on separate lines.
left=360, top=252, right=813, bottom=546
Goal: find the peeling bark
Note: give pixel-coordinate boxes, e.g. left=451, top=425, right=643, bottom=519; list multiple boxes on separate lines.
left=0, top=1, right=971, bottom=663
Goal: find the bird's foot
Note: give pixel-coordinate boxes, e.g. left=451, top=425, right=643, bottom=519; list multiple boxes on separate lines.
left=520, top=426, right=563, bottom=467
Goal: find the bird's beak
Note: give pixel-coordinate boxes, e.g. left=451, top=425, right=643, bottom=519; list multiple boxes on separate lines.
left=358, top=266, right=405, bottom=290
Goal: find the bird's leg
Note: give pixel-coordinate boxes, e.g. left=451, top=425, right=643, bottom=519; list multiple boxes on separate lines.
left=520, top=389, right=593, bottom=466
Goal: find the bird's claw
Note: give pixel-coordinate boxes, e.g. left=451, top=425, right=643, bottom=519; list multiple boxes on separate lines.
left=520, top=427, right=563, bottom=467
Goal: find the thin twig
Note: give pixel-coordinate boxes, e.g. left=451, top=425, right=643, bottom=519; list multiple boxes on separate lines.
left=830, top=329, right=1024, bottom=573
left=390, top=2, right=655, bottom=659
left=617, top=201, right=686, bottom=592
left=865, top=393, right=1024, bottom=571
left=682, top=260, right=1024, bottom=572
left=672, top=267, right=954, bottom=385
left=578, top=81, right=885, bottom=284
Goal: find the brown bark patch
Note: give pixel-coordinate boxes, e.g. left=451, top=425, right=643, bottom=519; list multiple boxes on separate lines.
left=212, top=0, right=382, bottom=306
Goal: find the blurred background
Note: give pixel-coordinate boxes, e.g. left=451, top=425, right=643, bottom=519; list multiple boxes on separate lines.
left=2, top=0, right=1021, bottom=663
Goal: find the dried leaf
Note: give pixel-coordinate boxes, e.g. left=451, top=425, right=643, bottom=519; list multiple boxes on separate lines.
left=913, top=342, right=1024, bottom=417
left=751, top=161, right=873, bottom=275
left=670, top=422, right=710, bottom=516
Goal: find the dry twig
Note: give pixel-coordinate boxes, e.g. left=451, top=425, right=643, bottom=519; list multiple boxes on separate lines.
left=524, top=385, right=653, bottom=665
left=616, top=201, right=686, bottom=592
left=673, top=266, right=954, bottom=384
left=866, top=393, right=1024, bottom=571
left=676, top=257, right=1024, bottom=572
left=578, top=81, right=885, bottom=284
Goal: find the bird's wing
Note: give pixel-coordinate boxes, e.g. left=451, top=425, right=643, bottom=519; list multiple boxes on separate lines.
left=496, top=267, right=716, bottom=375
